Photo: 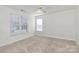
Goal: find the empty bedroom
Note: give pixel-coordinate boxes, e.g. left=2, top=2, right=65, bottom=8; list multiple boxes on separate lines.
left=0, top=5, right=79, bottom=53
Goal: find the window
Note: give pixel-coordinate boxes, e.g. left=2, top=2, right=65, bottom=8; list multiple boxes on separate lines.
left=36, top=18, right=43, bottom=31
left=10, top=14, right=27, bottom=34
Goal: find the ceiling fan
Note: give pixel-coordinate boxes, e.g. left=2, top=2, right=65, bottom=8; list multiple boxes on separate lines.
left=35, top=6, right=46, bottom=16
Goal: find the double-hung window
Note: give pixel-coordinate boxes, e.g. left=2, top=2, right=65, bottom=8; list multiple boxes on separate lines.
left=36, top=18, right=43, bottom=31
left=10, top=14, right=27, bottom=35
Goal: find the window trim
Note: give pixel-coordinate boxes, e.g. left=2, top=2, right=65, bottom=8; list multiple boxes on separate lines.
left=35, top=17, right=43, bottom=32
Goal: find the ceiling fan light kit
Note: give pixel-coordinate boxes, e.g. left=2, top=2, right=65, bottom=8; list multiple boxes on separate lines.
left=35, top=6, right=46, bottom=16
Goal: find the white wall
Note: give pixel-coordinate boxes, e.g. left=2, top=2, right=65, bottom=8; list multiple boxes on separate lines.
left=28, top=15, right=36, bottom=34
left=0, top=6, right=34, bottom=47
left=36, top=9, right=76, bottom=40
left=76, top=6, right=79, bottom=44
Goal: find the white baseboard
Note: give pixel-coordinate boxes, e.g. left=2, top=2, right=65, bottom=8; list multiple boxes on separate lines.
left=0, top=33, right=34, bottom=47
left=0, top=32, right=77, bottom=47
left=36, top=33, right=75, bottom=41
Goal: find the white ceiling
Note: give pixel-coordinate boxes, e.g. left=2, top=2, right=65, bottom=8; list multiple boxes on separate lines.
left=5, top=5, right=76, bottom=14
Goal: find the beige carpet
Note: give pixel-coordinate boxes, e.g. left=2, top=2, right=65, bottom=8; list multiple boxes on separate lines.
left=0, top=36, right=78, bottom=53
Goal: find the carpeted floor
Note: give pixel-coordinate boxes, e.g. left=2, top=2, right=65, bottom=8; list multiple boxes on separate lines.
left=0, top=36, right=79, bottom=53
